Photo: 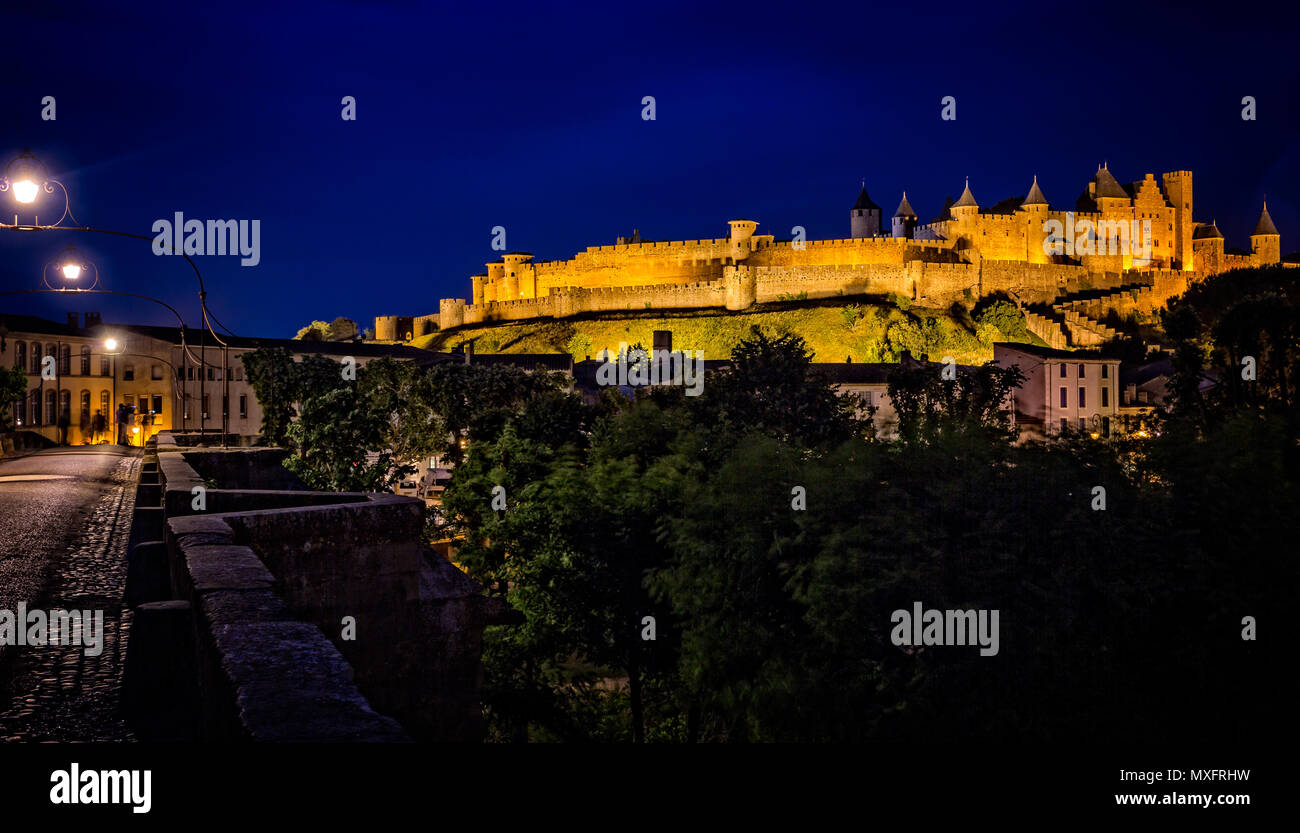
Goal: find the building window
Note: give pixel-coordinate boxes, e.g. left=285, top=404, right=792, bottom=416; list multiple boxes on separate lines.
left=1101, top=364, right=1109, bottom=379
left=101, top=355, right=109, bottom=376
left=1059, top=418, right=1068, bottom=434
left=30, top=343, right=41, bottom=374
left=80, top=390, right=90, bottom=423
left=1078, top=363, right=1085, bottom=378
left=1059, top=387, right=1068, bottom=408
left=152, top=395, right=162, bottom=415
left=100, top=390, right=109, bottom=421
left=30, top=389, right=41, bottom=425
left=1079, top=417, right=1086, bottom=431
left=123, top=394, right=134, bottom=411
left=1079, top=387, right=1086, bottom=409
left=58, top=389, right=70, bottom=421
left=1102, top=416, right=1111, bottom=438
left=80, top=345, right=91, bottom=375
left=239, top=394, right=247, bottom=419
left=123, top=363, right=135, bottom=381
left=1059, top=363, right=1067, bottom=378
left=152, top=364, right=163, bottom=381
left=1101, top=387, right=1109, bottom=408
left=187, top=367, right=194, bottom=381
left=59, top=345, right=71, bottom=376
left=207, top=367, right=214, bottom=381
left=14, top=342, right=25, bottom=370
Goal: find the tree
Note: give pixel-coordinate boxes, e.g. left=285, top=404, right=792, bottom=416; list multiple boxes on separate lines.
left=283, top=385, right=411, bottom=492
left=0, top=366, right=27, bottom=430
left=239, top=348, right=297, bottom=445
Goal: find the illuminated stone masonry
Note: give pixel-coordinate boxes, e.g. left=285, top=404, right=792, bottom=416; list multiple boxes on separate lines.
left=377, top=167, right=1284, bottom=349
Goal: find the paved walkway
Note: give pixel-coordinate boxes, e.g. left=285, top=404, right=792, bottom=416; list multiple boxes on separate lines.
left=0, top=449, right=140, bottom=742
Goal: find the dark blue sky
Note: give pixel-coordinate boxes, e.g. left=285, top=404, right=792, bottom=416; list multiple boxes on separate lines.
left=2, top=0, right=1297, bottom=337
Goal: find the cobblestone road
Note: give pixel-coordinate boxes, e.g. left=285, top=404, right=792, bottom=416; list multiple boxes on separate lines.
left=0, top=448, right=140, bottom=742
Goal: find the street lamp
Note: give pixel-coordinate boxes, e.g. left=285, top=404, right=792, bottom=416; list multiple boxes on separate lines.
left=2, top=149, right=231, bottom=446
left=0, top=148, right=75, bottom=226
left=43, top=244, right=100, bottom=290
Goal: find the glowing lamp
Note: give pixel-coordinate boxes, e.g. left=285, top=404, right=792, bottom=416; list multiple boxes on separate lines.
left=12, top=178, right=39, bottom=203
left=104, top=338, right=118, bottom=352
left=132, top=426, right=140, bottom=434
left=61, top=262, right=82, bottom=280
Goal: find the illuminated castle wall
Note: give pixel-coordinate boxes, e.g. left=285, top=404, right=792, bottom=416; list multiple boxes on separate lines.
left=376, top=166, right=1283, bottom=342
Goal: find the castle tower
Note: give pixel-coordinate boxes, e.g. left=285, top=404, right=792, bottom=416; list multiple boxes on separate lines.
left=1020, top=176, right=1051, bottom=264
left=1161, top=171, right=1194, bottom=270
left=851, top=184, right=882, bottom=238
left=471, top=274, right=487, bottom=306
left=501, top=252, right=536, bottom=299
left=728, top=219, right=759, bottom=262
left=950, top=178, right=979, bottom=219
left=892, top=192, right=917, bottom=239
left=1088, top=163, right=1130, bottom=213
left=1192, top=220, right=1225, bottom=276
left=1250, top=200, right=1281, bottom=264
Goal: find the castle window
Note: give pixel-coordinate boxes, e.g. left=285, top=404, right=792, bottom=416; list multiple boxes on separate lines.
left=1079, top=387, right=1086, bottom=409
left=1060, top=387, right=1068, bottom=408
left=1078, top=363, right=1085, bottom=377
left=1101, top=387, right=1110, bottom=408
left=1059, top=364, right=1067, bottom=378
left=1101, top=365, right=1109, bottom=379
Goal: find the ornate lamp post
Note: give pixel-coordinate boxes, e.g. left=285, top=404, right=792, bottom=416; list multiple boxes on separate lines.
left=2, top=149, right=230, bottom=446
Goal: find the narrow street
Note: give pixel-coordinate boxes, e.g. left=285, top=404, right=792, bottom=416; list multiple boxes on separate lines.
left=0, top=445, right=141, bottom=741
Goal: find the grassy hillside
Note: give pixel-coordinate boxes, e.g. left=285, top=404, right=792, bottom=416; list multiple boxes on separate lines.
left=412, top=297, right=1047, bottom=364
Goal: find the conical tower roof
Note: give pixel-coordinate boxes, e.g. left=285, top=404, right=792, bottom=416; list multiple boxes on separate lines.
left=1021, top=175, right=1049, bottom=207
left=1253, top=201, right=1279, bottom=236
left=853, top=184, right=880, bottom=212
left=894, top=191, right=917, bottom=218
left=952, top=177, right=978, bottom=208
left=1092, top=162, right=1128, bottom=199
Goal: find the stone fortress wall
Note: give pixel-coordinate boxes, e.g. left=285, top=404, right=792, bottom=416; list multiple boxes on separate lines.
left=380, top=167, right=1284, bottom=345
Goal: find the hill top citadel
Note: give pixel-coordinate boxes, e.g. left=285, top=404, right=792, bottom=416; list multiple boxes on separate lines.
left=377, top=166, right=1286, bottom=350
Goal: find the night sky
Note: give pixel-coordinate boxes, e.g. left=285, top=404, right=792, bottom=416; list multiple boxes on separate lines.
left=1, top=0, right=1296, bottom=337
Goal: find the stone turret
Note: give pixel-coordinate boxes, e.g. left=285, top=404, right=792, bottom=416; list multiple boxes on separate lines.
left=439, top=298, right=466, bottom=329
left=728, top=219, right=759, bottom=263
left=892, top=192, right=917, bottom=239
left=950, top=178, right=979, bottom=219
left=1250, top=201, right=1281, bottom=264
left=1192, top=220, right=1225, bottom=275
left=851, top=184, right=882, bottom=238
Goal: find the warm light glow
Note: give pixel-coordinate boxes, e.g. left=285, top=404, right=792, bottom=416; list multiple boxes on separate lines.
left=132, top=426, right=140, bottom=434
left=61, top=262, right=82, bottom=280
left=12, top=178, right=39, bottom=203
left=1090, top=432, right=1100, bottom=440
left=104, top=338, right=119, bottom=352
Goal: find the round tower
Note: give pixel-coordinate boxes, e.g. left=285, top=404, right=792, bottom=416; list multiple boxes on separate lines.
left=892, top=192, right=917, bottom=239
left=728, top=219, right=759, bottom=262
left=1250, top=200, right=1281, bottom=264
left=950, top=177, right=979, bottom=219
left=851, top=183, right=882, bottom=238
left=1020, top=176, right=1051, bottom=264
